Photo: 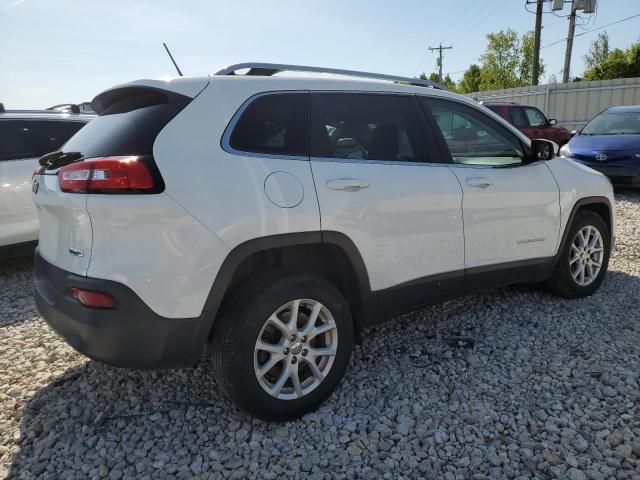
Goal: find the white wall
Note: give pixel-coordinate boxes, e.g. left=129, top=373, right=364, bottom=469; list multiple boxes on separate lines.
left=465, top=77, right=640, bottom=130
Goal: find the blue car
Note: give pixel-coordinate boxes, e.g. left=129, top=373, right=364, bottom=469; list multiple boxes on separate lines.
left=560, top=105, right=640, bottom=187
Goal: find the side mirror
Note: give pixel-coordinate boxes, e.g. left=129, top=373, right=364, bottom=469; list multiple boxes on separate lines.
left=548, top=118, right=557, bottom=126
left=531, top=139, right=556, bottom=161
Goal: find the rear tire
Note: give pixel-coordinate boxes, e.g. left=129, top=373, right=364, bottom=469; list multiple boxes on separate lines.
left=210, top=273, right=353, bottom=420
left=548, top=211, right=611, bottom=298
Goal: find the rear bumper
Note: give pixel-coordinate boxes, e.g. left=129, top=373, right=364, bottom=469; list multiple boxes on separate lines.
left=34, top=250, right=208, bottom=369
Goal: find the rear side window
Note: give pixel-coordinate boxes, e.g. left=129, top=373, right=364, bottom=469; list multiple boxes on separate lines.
left=229, top=93, right=309, bottom=157
left=311, top=93, right=429, bottom=162
left=508, top=107, right=528, bottom=127
left=0, top=120, right=85, bottom=161
left=63, top=87, right=190, bottom=158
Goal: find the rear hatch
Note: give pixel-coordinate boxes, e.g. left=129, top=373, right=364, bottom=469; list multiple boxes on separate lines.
left=32, top=78, right=209, bottom=275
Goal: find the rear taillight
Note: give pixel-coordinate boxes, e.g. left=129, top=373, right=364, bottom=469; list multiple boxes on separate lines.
left=58, top=156, right=155, bottom=193
left=69, top=287, right=116, bottom=309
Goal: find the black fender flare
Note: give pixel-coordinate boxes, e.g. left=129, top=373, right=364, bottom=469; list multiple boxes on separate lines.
left=552, top=195, right=613, bottom=267
left=190, top=231, right=372, bottom=355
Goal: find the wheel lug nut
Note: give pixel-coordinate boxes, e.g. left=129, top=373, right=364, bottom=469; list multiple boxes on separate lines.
left=302, top=349, right=308, bottom=356
left=291, top=357, right=297, bottom=364
left=301, top=336, right=307, bottom=342
left=283, top=348, right=290, bottom=355
left=290, top=335, right=297, bottom=342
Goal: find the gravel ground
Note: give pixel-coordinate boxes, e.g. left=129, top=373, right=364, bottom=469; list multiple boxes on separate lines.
left=1, top=191, right=639, bottom=480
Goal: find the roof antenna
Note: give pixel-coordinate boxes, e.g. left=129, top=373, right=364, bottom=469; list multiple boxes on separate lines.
left=163, top=42, right=183, bottom=77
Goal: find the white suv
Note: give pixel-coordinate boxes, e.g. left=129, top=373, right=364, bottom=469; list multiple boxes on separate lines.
left=0, top=106, right=92, bottom=257
left=32, top=64, right=615, bottom=420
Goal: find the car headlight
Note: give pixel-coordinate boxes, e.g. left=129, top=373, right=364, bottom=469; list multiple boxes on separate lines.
left=559, top=143, right=573, bottom=157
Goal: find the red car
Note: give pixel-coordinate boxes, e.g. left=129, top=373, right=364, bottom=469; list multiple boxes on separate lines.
left=483, top=102, right=572, bottom=146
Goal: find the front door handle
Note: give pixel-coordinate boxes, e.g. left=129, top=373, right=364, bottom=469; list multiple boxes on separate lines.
left=326, top=179, right=369, bottom=191
left=466, top=177, right=494, bottom=188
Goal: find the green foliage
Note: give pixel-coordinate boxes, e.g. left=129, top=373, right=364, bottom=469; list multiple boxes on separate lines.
left=419, top=72, right=458, bottom=92
left=458, top=64, right=482, bottom=93
left=479, top=29, right=544, bottom=90
left=583, top=39, right=640, bottom=80
left=584, top=32, right=610, bottom=70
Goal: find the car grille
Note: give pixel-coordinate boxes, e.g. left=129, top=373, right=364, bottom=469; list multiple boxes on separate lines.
left=574, top=152, right=631, bottom=163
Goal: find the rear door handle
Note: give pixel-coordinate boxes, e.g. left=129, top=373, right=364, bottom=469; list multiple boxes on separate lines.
left=326, top=179, right=369, bottom=191
left=465, top=177, right=494, bottom=188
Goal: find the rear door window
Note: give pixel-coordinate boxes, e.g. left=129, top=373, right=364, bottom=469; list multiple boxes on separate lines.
left=310, top=93, right=431, bottom=162
left=229, top=93, right=309, bottom=157
left=508, top=107, right=528, bottom=127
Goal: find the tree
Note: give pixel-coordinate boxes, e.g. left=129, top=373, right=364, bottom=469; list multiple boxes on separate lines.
left=583, top=39, right=640, bottom=80
left=547, top=73, right=559, bottom=84
left=419, top=72, right=457, bottom=91
left=478, top=29, right=543, bottom=90
left=584, top=32, right=610, bottom=70
left=458, top=64, right=482, bottom=93
left=519, top=31, right=545, bottom=84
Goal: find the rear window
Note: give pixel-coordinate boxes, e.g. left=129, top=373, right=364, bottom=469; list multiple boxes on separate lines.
left=0, top=120, right=85, bottom=161
left=63, top=87, right=190, bottom=158
left=229, top=93, right=309, bottom=157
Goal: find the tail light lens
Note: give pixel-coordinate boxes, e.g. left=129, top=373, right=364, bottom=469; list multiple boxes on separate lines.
left=69, top=287, right=116, bottom=309
left=58, top=156, right=156, bottom=193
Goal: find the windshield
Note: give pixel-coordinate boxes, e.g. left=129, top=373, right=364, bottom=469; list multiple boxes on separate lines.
left=581, top=111, right=640, bottom=135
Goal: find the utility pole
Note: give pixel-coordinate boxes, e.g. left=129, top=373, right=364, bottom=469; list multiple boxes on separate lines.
left=531, top=0, right=544, bottom=85
left=428, top=44, right=453, bottom=83
left=562, top=0, right=578, bottom=83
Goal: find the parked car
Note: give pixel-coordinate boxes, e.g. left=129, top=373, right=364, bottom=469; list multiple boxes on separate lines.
left=560, top=105, right=640, bottom=187
left=0, top=105, right=93, bottom=257
left=483, top=102, right=572, bottom=146
left=32, top=64, right=615, bottom=420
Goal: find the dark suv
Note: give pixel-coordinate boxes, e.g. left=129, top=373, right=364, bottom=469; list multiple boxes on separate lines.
left=484, top=102, right=572, bottom=146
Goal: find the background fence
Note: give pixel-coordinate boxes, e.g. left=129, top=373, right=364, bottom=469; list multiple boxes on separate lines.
left=465, top=77, right=640, bottom=131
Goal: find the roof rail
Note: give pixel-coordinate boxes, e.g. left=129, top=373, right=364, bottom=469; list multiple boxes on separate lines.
left=214, top=62, right=446, bottom=90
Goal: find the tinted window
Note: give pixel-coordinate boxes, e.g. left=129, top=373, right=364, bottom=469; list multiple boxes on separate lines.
left=229, top=93, right=309, bottom=157
left=0, top=120, right=85, bottom=161
left=524, top=107, right=547, bottom=127
left=422, top=98, right=524, bottom=166
left=508, top=107, right=528, bottom=127
left=311, top=93, right=429, bottom=162
left=64, top=88, right=189, bottom=158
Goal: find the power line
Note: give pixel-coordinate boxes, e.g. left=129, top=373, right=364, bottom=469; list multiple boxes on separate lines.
left=443, top=0, right=502, bottom=45
left=541, top=12, right=640, bottom=48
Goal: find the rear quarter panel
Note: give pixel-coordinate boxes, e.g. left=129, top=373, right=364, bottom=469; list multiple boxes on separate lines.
left=152, top=78, right=321, bottom=250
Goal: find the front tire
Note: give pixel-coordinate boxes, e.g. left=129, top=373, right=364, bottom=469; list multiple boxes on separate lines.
left=548, top=211, right=611, bottom=298
left=211, top=274, right=353, bottom=420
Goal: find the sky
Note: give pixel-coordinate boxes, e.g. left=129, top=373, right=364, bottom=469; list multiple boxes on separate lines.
left=1, top=0, right=638, bottom=109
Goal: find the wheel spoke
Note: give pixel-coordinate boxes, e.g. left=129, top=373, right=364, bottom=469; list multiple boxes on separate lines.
left=290, top=363, right=303, bottom=397
left=289, top=299, right=300, bottom=328
left=588, top=232, right=600, bottom=249
left=591, top=260, right=602, bottom=268
left=585, top=263, right=594, bottom=282
left=257, top=354, right=285, bottom=378
left=582, top=227, right=591, bottom=248
left=300, top=301, right=322, bottom=336
left=571, top=244, right=581, bottom=255
left=590, top=247, right=604, bottom=254
left=308, top=321, right=337, bottom=340
left=569, top=255, right=580, bottom=265
left=578, top=230, right=587, bottom=248
left=268, top=314, right=291, bottom=337
left=256, top=340, right=285, bottom=355
left=269, top=361, right=292, bottom=396
left=572, top=262, right=584, bottom=281
left=308, top=346, right=337, bottom=358
left=579, top=265, right=585, bottom=284
left=302, top=357, right=324, bottom=380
